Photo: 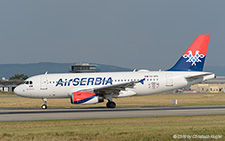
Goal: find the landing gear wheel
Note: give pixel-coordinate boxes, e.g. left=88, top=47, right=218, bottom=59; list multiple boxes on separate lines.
left=106, top=101, right=116, bottom=108
left=42, top=98, right=47, bottom=110
left=41, top=104, right=47, bottom=109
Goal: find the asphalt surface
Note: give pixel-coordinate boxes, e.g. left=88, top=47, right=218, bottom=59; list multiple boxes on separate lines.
left=1, top=105, right=225, bottom=121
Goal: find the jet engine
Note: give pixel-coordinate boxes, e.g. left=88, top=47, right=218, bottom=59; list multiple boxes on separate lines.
left=71, top=92, right=104, bottom=104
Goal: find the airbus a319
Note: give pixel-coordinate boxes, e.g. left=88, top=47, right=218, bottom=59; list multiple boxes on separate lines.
left=14, top=35, right=215, bottom=109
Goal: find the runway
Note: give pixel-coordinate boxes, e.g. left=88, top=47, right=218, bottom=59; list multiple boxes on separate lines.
left=1, top=105, right=225, bottom=121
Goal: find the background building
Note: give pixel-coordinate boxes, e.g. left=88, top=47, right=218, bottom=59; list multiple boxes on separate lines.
left=70, top=63, right=98, bottom=73
left=0, top=80, right=23, bottom=92
left=191, top=76, right=225, bottom=93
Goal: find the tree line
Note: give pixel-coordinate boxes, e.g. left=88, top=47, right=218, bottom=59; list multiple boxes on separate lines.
left=9, top=74, right=28, bottom=80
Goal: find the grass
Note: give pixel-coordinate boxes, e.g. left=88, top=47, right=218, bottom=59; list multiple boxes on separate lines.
left=0, top=92, right=15, bottom=97
left=1, top=92, right=225, bottom=140
left=0, top=115, right=225, bottom=140
left=0, top=92, right=225, bottom=108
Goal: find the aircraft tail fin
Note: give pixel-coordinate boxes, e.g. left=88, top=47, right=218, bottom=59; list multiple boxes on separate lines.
left=167, top=34, right=210, bottom=71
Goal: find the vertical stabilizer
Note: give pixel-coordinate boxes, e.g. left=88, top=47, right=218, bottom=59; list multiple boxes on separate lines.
left=168, top=35, right=210, bottom=71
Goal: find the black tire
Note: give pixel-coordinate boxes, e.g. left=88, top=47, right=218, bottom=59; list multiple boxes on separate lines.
left=41, top=104, right=47, bottom=109
left=106, top=101, right=116, bottom=108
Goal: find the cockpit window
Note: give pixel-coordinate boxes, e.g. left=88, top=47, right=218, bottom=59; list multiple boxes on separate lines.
left=24, top=81, right=33, bottom=85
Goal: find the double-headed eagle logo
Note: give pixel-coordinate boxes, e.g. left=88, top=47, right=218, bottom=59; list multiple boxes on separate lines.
left=183, top=50, right=205, bottom=66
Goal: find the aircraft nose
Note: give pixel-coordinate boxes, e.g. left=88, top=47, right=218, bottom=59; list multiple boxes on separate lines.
left=14, top=86, right=23, bottom=96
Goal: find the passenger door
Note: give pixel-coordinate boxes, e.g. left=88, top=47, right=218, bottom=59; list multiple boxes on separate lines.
left=40, top=76, right=48, bottom=90
left=166, top=73, right=173, bottom=86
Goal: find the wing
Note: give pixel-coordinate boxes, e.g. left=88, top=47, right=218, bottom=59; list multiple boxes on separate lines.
left=94, top=81, right=136, bottom=94
left=70, top=78, right=145, bottom=95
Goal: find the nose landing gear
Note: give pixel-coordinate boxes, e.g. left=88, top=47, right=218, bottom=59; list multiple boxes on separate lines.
left=41, top=98, right=47, bottom=109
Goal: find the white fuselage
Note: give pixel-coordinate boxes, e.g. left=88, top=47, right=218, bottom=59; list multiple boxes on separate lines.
left=14, top=70, right=215, bottom=99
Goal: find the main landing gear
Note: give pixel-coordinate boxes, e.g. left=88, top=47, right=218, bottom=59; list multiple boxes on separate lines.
left=41, top=98, right=47, bottom=109
left=105, top=95, right=116, bottom=108
left=106, top=101, right=116, bottom=108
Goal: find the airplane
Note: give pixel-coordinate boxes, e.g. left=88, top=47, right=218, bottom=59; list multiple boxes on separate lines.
left=14, top=34, right=215, bottom=109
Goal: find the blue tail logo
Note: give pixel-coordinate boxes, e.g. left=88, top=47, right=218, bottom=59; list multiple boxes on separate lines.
left=183, top=50, right=205, bottom=66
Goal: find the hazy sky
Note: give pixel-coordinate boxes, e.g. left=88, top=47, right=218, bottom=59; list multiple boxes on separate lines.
left=0, top=1, right=224, bottom=70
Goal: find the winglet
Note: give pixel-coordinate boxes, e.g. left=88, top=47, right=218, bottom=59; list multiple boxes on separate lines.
left=168, top=35, right=210, bottom=71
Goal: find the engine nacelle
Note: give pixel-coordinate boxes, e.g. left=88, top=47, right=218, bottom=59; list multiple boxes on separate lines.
left=71, top=92, right=104, bottom=105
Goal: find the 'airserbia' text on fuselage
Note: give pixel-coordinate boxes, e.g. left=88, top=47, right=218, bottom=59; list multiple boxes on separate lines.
left=56, top=77, right=113, bottom=86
